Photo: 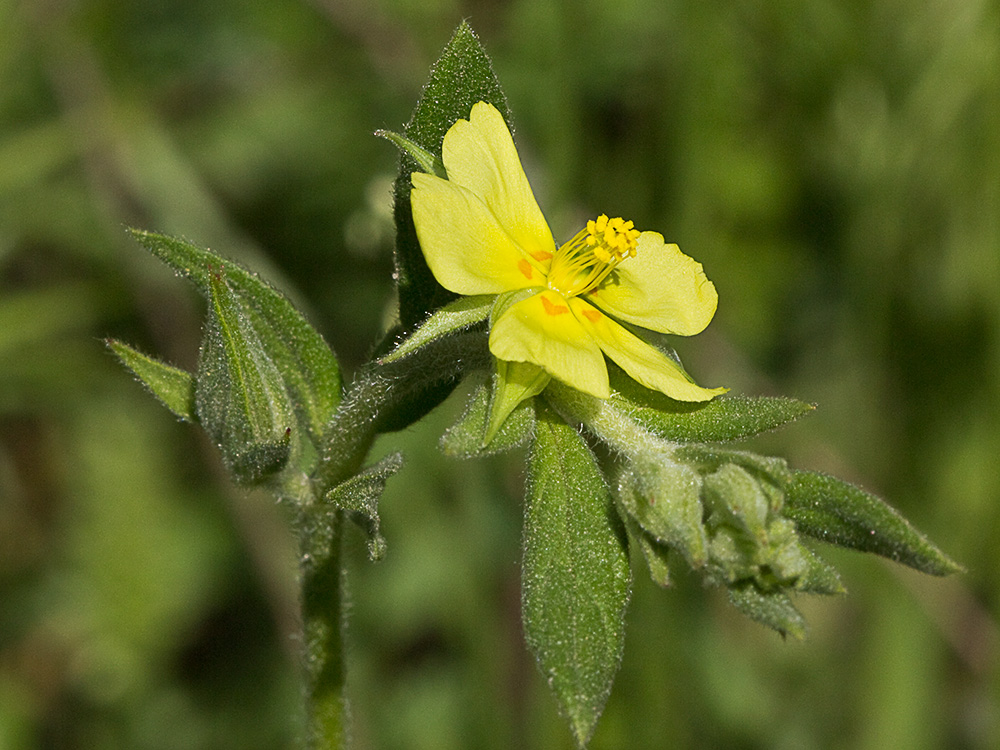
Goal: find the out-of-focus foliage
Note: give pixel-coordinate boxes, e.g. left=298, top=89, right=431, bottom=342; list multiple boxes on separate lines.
left=1, top=0, right=997, bottom=748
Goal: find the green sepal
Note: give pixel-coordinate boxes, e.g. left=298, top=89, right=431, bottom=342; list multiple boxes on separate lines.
left=621, top=514, right=674, bottom=588
left=781, top=470, right=962, bottom=576
left=196, top=270, right=295, bottom=485
left=128, top=229, right=341, bottom=444
left=617, top=454, right=708, bottom=568
left=107, top=339, right=196, bottom=422
left=793, top=546, right=846, bottom=595
left=727, top=582, right=807, bottom=640
left=485, top=360, right=549, bottom=445
left=379, top=294, right=492, bottom=364
left=609, top=366, right=813, bottom=443
left=324, top=452, right=402, bottom=561
left=391, top=21, right=510, bottom=330
left=523, top=404, right=631, bottom=749
left=375, top=130, right=445, bottom=178
left=675, top=444, right=794, bottom=487
left=440, top=377, right=535, bottom=458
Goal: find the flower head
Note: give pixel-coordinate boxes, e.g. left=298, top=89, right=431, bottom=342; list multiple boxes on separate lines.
left=410, top=101, right=724, bottom=401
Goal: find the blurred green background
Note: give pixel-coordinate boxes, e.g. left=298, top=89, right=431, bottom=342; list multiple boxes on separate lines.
left=2, top=0, right=998, bottom=747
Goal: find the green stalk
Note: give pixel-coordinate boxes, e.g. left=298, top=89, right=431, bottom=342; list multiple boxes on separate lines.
left=543, top=380, right=672, bottom=456
left=300, top=509, right=349, bottom=749
left=296, top=332, right=490, bottom=747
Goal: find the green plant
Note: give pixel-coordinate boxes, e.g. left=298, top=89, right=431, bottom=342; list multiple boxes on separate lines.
left=108, top=22, right=959, bottom=750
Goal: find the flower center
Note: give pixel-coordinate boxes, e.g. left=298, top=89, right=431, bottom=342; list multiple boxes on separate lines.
left=547, top=214, right=640, bottom=297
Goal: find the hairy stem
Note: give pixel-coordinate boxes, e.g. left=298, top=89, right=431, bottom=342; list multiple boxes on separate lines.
left=543, top=380, right=674, bottom=457
left=299, top=507, right=348, bottom=749
left=297, top=329, right=490, bottom=747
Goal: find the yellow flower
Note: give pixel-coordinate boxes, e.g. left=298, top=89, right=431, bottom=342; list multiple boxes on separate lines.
left=410, top=101, right=725, bottom=401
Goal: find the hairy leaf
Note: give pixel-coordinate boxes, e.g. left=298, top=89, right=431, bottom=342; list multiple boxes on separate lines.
left=391, top=22, right=510, bottom=330
left=523, top=405, right=630, bottom=748
left=379, top=294, right=492, bottom=364
left=107, top=339, right=196, bottom=422
left=782, top=470, right=962, bottom=576
left=128, top=229, right=341, bottom=443
left=617, top=454, right=708, bottom=568
left=727, top=582, right=807, bottom=640
left=621, top=515, right=674, bottom=588
left=609, top=366, right=813, bottom=443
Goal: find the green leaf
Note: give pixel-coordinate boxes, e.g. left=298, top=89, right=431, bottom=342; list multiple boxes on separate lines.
left=727, top=582, right=807, bottom=640
left=107, top=339, right=196, bottom=422
left=391, top=21, right=510, bottom=330
left=379, top=294, right=492, bottom=364
left=325, top=452, right=403, bottom=561
left=609, top=366, right=814, bottom=443
left=195, top=269, right=294, bottom=485
left=440, top=378, right=535, bottom=458
left=523, top=404, right=631, bottom=748
left=782, top=470, right=962, bottom=576
left=128, top=229, right=341, bottom=443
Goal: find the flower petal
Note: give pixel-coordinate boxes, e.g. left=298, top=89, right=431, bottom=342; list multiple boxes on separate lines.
left=586, top=231, right=718, bottom=335
left=569, top=297, right=726, bottom=401
left=411, top=172, right=547, bottom=294
left=441, top=102, right=556, bottom=267
left=490, top=291, right=610, bottom=398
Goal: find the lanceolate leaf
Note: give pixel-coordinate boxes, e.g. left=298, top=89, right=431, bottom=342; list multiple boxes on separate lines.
left=107, top=339, right=196, bottom=421
left=782, top=470, right=962, bottom=576
left=523, top=404, right=630, bottom=748
left=391, top=22, right=511, bottom=330
left=128, top=229, right=341, bottom=442
left=379, top=294, right=492, bottom=364
left=608, top=366, right=813, bottom=442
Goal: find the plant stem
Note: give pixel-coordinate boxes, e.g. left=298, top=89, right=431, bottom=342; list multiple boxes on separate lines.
left=300, top=509, right=348, bottom=749
left=295, top=333, right=489, bottom=747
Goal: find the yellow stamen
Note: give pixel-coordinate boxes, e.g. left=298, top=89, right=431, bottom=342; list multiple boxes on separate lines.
left=547, top=214, right=640, bottom=297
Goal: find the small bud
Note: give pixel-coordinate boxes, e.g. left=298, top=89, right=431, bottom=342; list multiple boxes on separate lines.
left=618, top=453, right=708, bottom=568
left=703, top=463, right=770, bottom=541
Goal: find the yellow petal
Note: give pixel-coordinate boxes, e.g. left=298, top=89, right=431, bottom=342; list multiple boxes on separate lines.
left=441, top=102, right=556, bottom=267
left=489, top=291, right=610, bottom=398
left=585, top=231, right=718, bottom=336
left=411, top=172, right=547, bottom=293
left=569, top=297, right=726, bottom=401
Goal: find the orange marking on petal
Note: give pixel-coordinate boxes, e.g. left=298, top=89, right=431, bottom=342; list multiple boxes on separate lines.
left=530, top=249, right=554, bottom=262
left=540, top=295, right=570, bottom=316
left=582, top=309, right=602, bottom=323
left=517, top=259, right=534, bottom=279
